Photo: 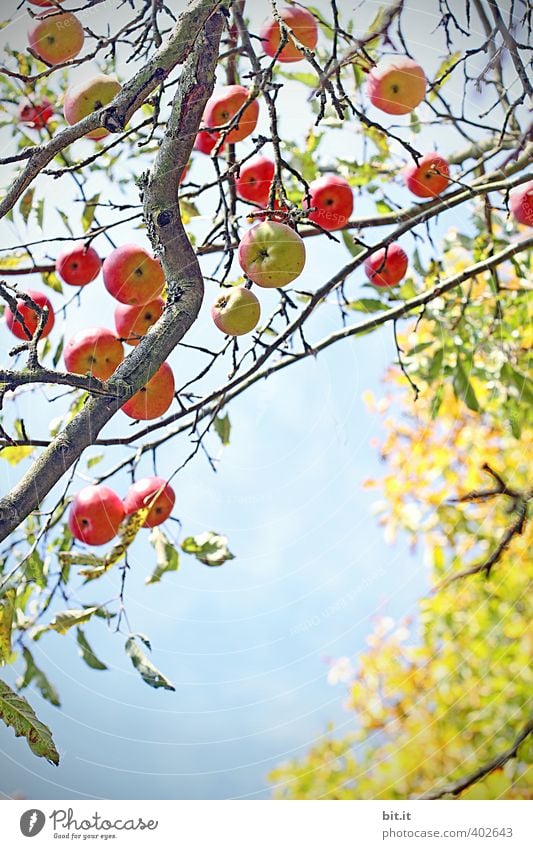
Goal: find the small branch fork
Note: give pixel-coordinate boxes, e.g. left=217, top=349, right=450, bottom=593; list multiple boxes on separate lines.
left=436, top=464, right=532, bottom=589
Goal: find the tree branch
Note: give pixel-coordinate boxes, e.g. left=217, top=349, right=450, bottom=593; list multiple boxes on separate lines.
left=0, top=1, right=226, bottom=544
left=417, top=715, right=533, bottom=799
left=0, top=0, right=225, bottom=222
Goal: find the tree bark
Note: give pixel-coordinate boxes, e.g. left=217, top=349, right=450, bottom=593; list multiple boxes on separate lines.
left=0, top=3, right=225, bottom=543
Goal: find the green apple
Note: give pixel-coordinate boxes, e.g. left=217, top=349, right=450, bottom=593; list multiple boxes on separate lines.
left=238, top=221, right=305, bottom=288
left=211, top=287, right=260, bottom=336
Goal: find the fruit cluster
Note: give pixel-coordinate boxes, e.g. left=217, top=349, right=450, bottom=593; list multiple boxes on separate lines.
left=69, top=477, right=175, bottom=546
left=6, top=6, right=532, bottom=414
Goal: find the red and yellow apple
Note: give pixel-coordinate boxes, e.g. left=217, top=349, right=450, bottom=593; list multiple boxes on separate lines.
left=203, top=85, right=259, bottom=144
left=404, top=152, right=450, bottom=198
left=4, top=289, right=54, bottom=340
left=28, top=12, right=84, bottom=65
left=236, top=156, right=275, bottom=207
left=306, top=174, right=353, bottom=231
left=238, top=221, right=306, bottom=288
left=260, top=7, right=318, bottom=63
left=68, top=484, right=125, bottom=546
left=114, top=298, right=164, bottom=346
left=509, top=181, right=533, bottom=226
left=123, top=477, right=175, bottom=528
left=211, top=287, right=261, bottom=336
left=63, top=327, right=124, bottom=381
left=194, top=129, right=225, bottom=156
left=367, top=57, right=426, bottom=115
left=103, top=244, right=165, bottom=305
left=122, top=362, right=175, bottom=420
left=63, top=74, right=121, bottom=140
left=56, top=242, right=101, bottom=286
left=19, top=97, right=54, bottom=129
left=28, top=1, right=64, bottom=6
left=364, top=243, right=408, bottom=287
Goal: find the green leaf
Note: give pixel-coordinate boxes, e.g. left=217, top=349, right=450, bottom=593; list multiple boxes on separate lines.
left=0, top=252, right=27, bottom=269
left=0, top=589, right=15, bottom=664
left=35, top=197, right=45, bottom=230
left=0, top=678, right=59, bottom=765
left=409, top=111, right=421, bottom=134
left=429, top=51, right=461, bottom=100
left=399, top=278, right=418, bottom=300
left=347, top=298, right=387, bottom=313
left=501, top=363, right=533, bottom=407
left=278, top=70, right=319, bottom=88
left=181, top=531, right=235, bottom=567
left=44, top=606, right=100, bottom=636
left=125, top=635, right=175, bottom=691
left=17, top=647, right=61, bottom=707
left=57, top=209, right=74, bottom=236
left=0, top=445, right=34, bottom=466
left=453, top=359, right=480, bottom=412
left=24, top=550, right=46, bottom=589
left=146, top=528, right=180, bottom=585
left=76, top=628, right=107, bottom=671
left=412, top=248, right=426, bottom=277
left=87, top=454, right=104, bottom=469
left=375, top=200, right=393, bottom=215
left=430, top=384, right=444, bottom=419
left=179, top=199, right=199, bottom=224
left=19, top=188, right=34, bottom=224
left=52, top=336, right=64, bottom=368
left=214, top=412, right=231, bottom=446
left=82, top=193, right=100, bottom=232
left=41, top=271, right=63, bottom=293
left=342, top=231, right=365, bottom=257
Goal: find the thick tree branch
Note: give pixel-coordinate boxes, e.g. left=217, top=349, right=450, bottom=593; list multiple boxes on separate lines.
left=417, top=715, right=533, bottom=799
left=0, top=0, right=225, bottom=222
left=0, top=2, right=226, bottom=544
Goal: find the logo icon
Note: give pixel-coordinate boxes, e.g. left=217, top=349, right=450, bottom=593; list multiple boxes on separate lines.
left=20, top=809, right=46, bottom=837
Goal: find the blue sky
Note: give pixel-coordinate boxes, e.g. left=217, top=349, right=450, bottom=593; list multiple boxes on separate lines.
left=0, top=0, right=514, bottom=799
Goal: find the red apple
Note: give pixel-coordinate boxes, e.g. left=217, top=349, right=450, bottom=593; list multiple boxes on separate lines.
left=260, top=7, right=318, bottom=63
left=68, top=484, right=124, bottom=546
left=103, top=244, right=165, bottom=306
left=4, top=289, right=54, bottom=340
left=404, top=152, right=450, bottom=198
left=211, top=286, right=261, bottom=336
left=367, top=57, right=427, bottom=115
left=56, top=242, right=101, bottom=286
left=238, top=221, right=306, bottom=288
left=203, top=85, right=259, bottom=144
left=28, top=12, right=84, bottom=65
left=63, top=74, right=121, bottom=141
left=122, top=362, right=175, bottom=420
left=114, top=298, right=164, bottom=346
left=194, top=129, right=225, bottom=156
left=306, top=174, right=353, bottom=231
left=63, top=327, right=124, bottom=381
left=236, top=156, right=275, bottom=206
left=28, top=1, right=64, bottom=6
left=364, top=243, right=408, bottom=288
left=123, top=476, right=175, bottom=528
left=509, top=181, right=533, bottom=227
left=18, top=97, right=54, bottom=129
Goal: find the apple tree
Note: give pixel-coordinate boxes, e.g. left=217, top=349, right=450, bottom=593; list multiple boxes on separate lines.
left=0, top=0, right=531, bottom=791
